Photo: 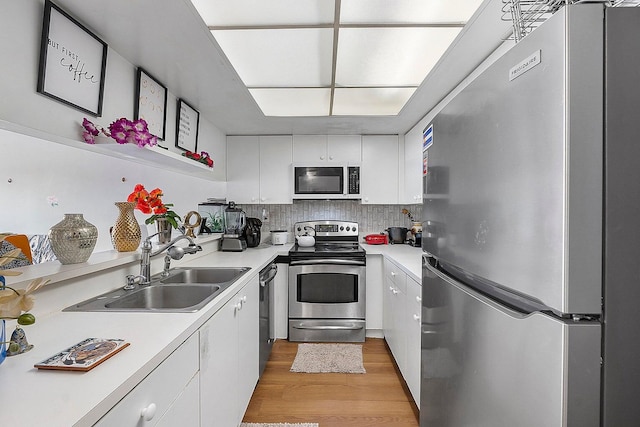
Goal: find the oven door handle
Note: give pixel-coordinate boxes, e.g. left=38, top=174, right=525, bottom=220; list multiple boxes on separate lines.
left=290, top=259, right=365, bottom=266
left=292, top=323, right=364, bottom=331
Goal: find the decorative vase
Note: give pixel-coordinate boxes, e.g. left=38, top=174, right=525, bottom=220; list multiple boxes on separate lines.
left=111, top=202, right=141, bottom=252
left=48, top=214, right=98, bottom=264
left=156, top=217, right=172, bottom=244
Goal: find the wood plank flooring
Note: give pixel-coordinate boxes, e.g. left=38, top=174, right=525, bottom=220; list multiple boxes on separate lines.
left=242, top=338, right=419, bottom=427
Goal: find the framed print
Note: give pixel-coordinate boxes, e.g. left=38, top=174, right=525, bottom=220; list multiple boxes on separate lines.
left=135, top=68, right=167, bottom=140
left=176, top=99, right=199, bottom=152
left=37, top=0, right=108, bottom=116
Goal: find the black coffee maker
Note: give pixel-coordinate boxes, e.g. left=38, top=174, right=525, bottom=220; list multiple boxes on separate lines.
left=243, top=217, right=262, bottom=248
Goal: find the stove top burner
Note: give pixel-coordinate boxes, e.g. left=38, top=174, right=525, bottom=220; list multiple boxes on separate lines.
left=289, top=220, right=365, bottom=260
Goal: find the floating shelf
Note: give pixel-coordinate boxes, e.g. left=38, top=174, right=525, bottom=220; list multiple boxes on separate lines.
left=0, top=120, right=217, bottom=181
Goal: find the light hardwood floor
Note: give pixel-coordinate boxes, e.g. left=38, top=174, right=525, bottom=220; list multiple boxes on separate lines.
left=242, top=338, right=419, bottom=427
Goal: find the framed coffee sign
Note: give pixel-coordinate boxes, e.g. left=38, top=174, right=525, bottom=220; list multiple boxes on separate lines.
left=37, top=0, right=108, bottom=116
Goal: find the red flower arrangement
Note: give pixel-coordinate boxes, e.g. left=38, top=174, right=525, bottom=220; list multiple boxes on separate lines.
left=182, top=150, right=214, bottom=168
left=127, top=184, right=181, bottom=228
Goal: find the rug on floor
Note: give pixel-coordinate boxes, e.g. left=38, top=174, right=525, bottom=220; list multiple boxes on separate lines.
left=240, top=424, right=319, bottom=427
left=290, top=343, right=366, bottom=374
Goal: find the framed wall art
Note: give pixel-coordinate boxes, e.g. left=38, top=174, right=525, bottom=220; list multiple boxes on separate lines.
left=37, top=0, right=108, bottom=116
left=175, top=98, right=199, bottom=152
left=134, top=68, right=167, bottom=140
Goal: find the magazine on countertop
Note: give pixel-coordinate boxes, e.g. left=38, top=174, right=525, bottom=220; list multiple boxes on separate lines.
left=35, top=338, right=130, bottom=371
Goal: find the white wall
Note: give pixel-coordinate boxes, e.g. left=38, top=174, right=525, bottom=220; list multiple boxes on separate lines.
left=0, top=0, right=227, bottom=252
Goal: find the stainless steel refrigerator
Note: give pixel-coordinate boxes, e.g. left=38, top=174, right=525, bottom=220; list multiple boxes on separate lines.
left=420, top=4, right=640, bottom=427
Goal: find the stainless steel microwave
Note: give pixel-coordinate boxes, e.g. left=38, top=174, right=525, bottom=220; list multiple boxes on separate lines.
left=292, top=164, right=361, bottom=199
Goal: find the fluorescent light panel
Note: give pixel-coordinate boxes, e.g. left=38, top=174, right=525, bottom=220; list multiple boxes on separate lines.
left=191, top=0, right=485, bottom=117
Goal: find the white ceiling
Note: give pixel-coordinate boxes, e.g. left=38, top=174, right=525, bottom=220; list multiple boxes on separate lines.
left=52, top=0, right=514, bottom=135
left=192, top=0, right=481, bottom=117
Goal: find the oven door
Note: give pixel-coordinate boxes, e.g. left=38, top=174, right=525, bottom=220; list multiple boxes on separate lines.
left=288, top=262, right=365, bottom=320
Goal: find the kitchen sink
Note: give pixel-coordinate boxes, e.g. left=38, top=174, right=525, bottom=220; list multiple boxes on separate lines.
left=105, top=284, right=223, bottom=310
left=157, top=267, right=250, bottom=284
left=64, top=266, right=251, bottom=312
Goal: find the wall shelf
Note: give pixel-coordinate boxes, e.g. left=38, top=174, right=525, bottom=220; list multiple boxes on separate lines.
left=0, top=120, right=217, bottom=181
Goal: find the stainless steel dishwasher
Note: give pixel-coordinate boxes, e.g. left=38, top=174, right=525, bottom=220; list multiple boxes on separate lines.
left=259, top=262, right=277, bottom=377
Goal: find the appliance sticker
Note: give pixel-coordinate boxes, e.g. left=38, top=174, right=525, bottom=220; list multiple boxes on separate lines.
left=423, top=124, right=433, bottom=151
left=509, top=50, right=541, bottom=81
left=423, top=150, right=428, bottom=177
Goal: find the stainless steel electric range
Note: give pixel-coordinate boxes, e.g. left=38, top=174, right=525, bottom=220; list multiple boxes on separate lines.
left=288, top=220, right=366, bottom=342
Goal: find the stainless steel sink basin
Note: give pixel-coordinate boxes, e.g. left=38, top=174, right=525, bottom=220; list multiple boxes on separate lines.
left=64, top=266, right=251, bottom=312
left=156, top=267, right=250, bottom=284
left=105, top=284, right=222, bottom=310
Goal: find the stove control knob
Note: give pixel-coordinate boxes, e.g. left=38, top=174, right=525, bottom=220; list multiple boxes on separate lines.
left=346, top=226, right=350, bottom=231
left=353, top=227, right=357, bottom=233
left=297, top=226, right=301, bottom=232
left=340, top=226, right=344, bottom=231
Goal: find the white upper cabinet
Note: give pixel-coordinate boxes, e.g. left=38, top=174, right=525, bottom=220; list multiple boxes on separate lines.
left=227, top=136, right=260, bottom=204
left=401, top=133, right=423, bottom=204
left=227, top=135, right=293, bottom=204
left=361, top=135, right=399, bottom=204
left=259, top=135, right=293, bottom=204
left=293, top=135, right=361, bottom=163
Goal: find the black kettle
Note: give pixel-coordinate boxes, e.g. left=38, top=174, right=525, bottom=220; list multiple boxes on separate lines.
left=243, top=217, right=262, bottom=248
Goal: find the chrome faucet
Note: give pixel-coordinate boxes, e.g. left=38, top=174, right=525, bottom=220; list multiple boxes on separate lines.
left=139, top=232, right=202, bottom=285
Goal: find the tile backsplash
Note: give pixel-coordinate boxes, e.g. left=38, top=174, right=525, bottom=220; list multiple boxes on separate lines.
left=242, top=201, right=422, bottom=240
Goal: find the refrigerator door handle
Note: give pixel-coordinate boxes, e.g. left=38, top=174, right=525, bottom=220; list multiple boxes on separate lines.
left=424, top=260, right=531, bottom=320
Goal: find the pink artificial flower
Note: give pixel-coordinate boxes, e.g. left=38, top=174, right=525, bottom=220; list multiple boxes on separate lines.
left=82, top=118, right=99, bottom=136
left=82, top=130, right=96, bottom=144
left=132, top=119, right=148, bottom=133
left=111, top=129, right=128, bottom=144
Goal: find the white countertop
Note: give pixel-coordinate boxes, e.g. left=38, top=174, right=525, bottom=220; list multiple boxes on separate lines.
left=362, top=242, right=423, bottom=281
left=0, top=240, right=422, bottom=426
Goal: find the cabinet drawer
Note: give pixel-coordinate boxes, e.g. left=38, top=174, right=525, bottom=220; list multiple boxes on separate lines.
left=95, top=333, right=199, bottom=427
left=384, top=258, right=407, bottom=293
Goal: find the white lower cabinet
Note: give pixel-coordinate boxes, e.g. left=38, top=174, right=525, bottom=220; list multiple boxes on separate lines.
left=383, top=257, right=421, bottom=405
left=383, top=258, right=407, bottom=373
left=405, top=277, right=422, bottom=404
left=200, top=275, right=259, bottom=426
left=95, top=333, right=200, bottom=427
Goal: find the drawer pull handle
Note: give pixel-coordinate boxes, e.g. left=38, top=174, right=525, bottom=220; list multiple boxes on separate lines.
left=413, top=314, right=420, bottom=321
left=416, top=296, right=422, bottom=303
left=140, top=402, right=157, bottom=421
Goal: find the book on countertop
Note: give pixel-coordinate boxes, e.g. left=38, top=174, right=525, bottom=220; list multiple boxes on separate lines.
left=34, top=338, right=130, bottom=372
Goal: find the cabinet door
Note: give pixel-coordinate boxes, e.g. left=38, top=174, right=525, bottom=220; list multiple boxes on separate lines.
left=238, top=276, right=260, bottom=423
left=406, top=277, right=422, bottom=404
left=200, top=296, right=239, bottom=427
left=327, top=135, right=361, bottom=163
left=401, top=133, right=423, bottom=204
left=365, top=255, right=384, bottom=334
left=361, top=135, right=399, bottom=204
left=156, top=374, right=200, bottom=427
left=95, top=334, right=199, bottom=427
left=383, top=258, right=407, bottom=373
left=227, top=136, right=260, bottom=204
left=259, top=135, right=293, bottom=204
left=293, top=135, right=327, bottom=162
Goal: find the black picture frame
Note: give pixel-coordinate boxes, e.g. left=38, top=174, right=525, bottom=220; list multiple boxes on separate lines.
left=134, top=68, right=168, bottom=141
left=37, top=0, right=108, bottom=117
left=175, top=99, right=199, bottom=152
